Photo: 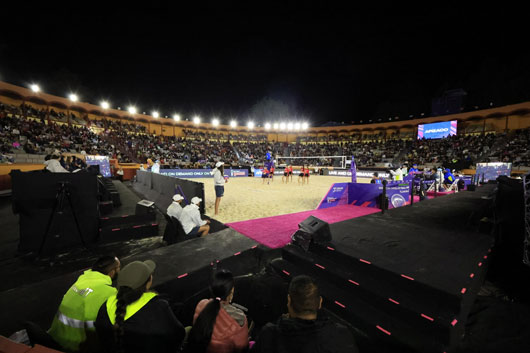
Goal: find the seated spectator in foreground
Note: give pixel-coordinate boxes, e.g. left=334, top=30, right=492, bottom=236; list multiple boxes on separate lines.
left=251, top=275, right=358, bottom=353
left=48, top=256, right=121, bottom=352
left=44, top=152, right=70, bottom=173
left=167, top=194, right=185, bottom=221
left=180, top=196, right=210, bottom=237
left=186, top=269, right=249, bottom=353
left=95, top=260, right=185, bottom=353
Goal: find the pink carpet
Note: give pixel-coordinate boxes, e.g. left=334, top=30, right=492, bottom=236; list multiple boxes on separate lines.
left=226, top=204, right=380, bottom=248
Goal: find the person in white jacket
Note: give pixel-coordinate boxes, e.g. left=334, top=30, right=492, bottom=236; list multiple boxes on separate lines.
left=389, top=166, right=403, bottom=181
left=180, top=197, right=210, bottom=237
left=212, top=161, right=227, bottom=215
left=44, top=153, right=70, bottom=173
left=151, top=160, right=161, bottom=174
left=167, top=194, right=185, bottom=221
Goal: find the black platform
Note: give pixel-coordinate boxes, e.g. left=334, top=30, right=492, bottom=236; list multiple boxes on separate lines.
left=271, top=185, right=496, bottom=353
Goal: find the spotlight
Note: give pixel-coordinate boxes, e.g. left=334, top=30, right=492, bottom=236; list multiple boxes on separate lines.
left=287, top=122, right=294, bottom=130
left=264, top=122, right=271, bottom=130
left=152, top=111, right=159, bottom=118
left=273, top=123, right=279, bottom=130
left=30, top=84, right=40, bottom=93
left=230, top=120, right=237, bottom=128
left=294, top=122, right=301, bottom=130
left=193, top=116, right=201, bottom=124
left=100, top=101, right=110, bottom=109
left=279, top=122, right=286, bottom=130
left=173, top=114, right=181, bottom=121
left=247, top=121, right=255, bottom=129
left=128, top=106, right=137, bottom=114
left=212, top=118, right=220, bottom=127
left=301, top=122, right=309, bottom=130
left=68, top=94, right=78, bottom=102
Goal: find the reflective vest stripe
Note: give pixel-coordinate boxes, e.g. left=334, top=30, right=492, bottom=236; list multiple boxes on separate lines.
left=57, top=311, right=95, bottom=329
left=106, top=292, right=158, bottom=325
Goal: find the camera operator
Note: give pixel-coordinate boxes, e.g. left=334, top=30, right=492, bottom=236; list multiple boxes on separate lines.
left=44, top=151, right=70, bottom=173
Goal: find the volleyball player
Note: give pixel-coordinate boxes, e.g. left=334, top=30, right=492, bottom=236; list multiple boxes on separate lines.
left=262, top=166, right=270, bottom=184
left=298, top=165, right=306, bottom=185
left=304, top=165, right=310, bottom=184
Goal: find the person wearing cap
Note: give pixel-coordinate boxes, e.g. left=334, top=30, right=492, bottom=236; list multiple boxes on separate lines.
left=409, top=163, right=419, bottom=174
left=212, top=161, right=227, bottom=215
left=180, top=196, right=210, bottom=237
left=443, top=168, right=456, bottom=188
left=167, top=194, right=185, bottom=221
left=95, top=260, right=185, bottom=353
left=186, top=269, right=249, bottom=353
left=48, top=256, right=121, bottom=352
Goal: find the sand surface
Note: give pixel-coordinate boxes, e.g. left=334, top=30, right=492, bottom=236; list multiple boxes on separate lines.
left=186, top=175, right=370, bottom=223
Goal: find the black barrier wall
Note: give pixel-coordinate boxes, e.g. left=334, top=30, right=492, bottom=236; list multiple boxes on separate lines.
left=134, top=170, right=205, bottom=214
left=11, top=170, right=99, bottom=253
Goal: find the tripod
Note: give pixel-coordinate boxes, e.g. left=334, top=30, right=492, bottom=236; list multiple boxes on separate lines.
left=38, top=181, right=86, bottom=256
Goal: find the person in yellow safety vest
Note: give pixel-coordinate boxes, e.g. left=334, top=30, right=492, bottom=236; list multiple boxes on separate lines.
left=48, top=256, right=120, bottom=352
left=95, top=260, right=185, bottom=353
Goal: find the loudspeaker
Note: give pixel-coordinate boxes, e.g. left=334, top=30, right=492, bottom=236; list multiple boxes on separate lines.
left=298, top=216, right=332, bottom=243
left=136, top=200, right=155, bottom=215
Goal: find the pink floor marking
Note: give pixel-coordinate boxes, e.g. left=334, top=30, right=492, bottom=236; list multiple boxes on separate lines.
left=226, top=204, right=380, bottom=248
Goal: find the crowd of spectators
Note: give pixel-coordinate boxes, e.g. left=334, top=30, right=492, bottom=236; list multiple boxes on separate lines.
left=1, top=102, right=530, bottom=169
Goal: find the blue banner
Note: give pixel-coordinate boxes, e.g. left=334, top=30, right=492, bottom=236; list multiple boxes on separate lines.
left=160, top=168, right=248, bottom=178
left=317, top=183, right=349, bottom=209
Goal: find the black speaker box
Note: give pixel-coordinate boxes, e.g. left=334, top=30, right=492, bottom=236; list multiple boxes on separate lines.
left=136, top=200, right=155, bottom=215
left=298, top=216, right=332, bottom=243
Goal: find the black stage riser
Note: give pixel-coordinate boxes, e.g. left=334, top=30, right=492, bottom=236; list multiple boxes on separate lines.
left=99, top=223, right=158, bottom=241
left=280, top=245, right=455, bottom=340
left=99, top=213, right=156, bottom=228
left=270, top=258, right=448, bottom=353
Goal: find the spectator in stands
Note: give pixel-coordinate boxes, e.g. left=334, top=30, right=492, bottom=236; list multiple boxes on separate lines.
left=389, top=165, right=403, bottom=181
left=180, top=196, right=210, bottom=237
left=167, top=194, right=185, bottom=221
left=152, top=159, right=161, bottom=174
left=95, top=260, right=185, bottom=353
left=370, top=172, right=381, bottom=184
left=251, top=275, right=358, bottom=353
left=44, top=152, right=70, bottom=173
left=116, top=167, right=124, bottom=181
left=212, top=161, right=227, bottom=215
left=48, top=256, right=121, bottom=352
left=186, top=269, right=249, bottom=353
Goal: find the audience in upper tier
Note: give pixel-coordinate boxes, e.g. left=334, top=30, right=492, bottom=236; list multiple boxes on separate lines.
left=2, top=102, right=530, bottom=169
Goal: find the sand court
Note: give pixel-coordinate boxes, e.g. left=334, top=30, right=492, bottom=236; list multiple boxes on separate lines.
left=185, top=175, right=370, bottom=223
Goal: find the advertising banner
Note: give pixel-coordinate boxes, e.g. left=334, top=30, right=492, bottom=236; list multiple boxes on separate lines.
left=317, top=183, right=349, bottom=209
left=346, top=183, right=410, bottom=209
left=417, top=120, right=457, bottom=139
left=325, top=169, right=391, bottom=179
left=160, top=168, right=248, bottom=178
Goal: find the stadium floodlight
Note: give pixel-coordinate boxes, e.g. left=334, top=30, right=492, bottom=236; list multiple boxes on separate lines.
left=212, top=118, right=220, bottom=127
left=279, top=122, right=286, bottom=130
left=287, top=122, right=294, bottom=131
left=30, top=84, right=40, bottom=93
left=301, top=122, right=309, bottom=130
left=273, top=123, right=279, bottom=130
left=294, top=122, right=301, bottom=130
left=68, top=94, right=78, bottom=102
left=128, top=106, right=137, bottom=114
left=152, top=111, right=159, bottom=118
left=247, top=121, right=255, bottom=129
left=173, top=114, right=181, bottom=121
left=264, top=122, right=271, bottom=130
left=230, top=120, right=237, bottom=128
left=100, top=101, right=110, bottom=109
left=193, top=116, right=201, bottom=124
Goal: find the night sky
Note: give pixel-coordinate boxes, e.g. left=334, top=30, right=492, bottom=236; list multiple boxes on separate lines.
left=1, top=4, right=528, bottom=126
